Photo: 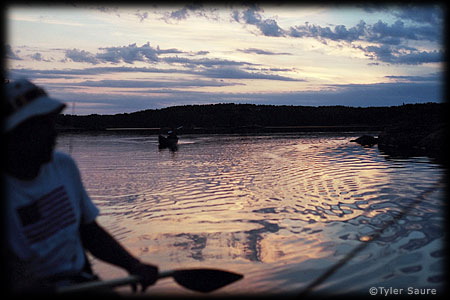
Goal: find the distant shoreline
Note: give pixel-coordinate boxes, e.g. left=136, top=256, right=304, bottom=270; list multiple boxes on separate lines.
left=56, top=102, right=444, bottom=135
left=57, top=125, right=385, bottom=134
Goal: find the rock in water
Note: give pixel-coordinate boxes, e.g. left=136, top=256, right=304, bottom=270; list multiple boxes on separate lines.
left=350, top=135, right=378, bottom=147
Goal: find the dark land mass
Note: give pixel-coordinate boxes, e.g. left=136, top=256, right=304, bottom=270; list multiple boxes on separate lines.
left=57, top=102, right=444, bottom=132
left=56, top=102, right=447, bottom=164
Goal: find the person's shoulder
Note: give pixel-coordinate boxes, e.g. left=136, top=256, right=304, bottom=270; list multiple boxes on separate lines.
left=52, top=151, right=78, bottom=168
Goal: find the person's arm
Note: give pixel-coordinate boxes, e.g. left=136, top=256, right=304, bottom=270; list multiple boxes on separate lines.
left=79, top=221, right=158, bottom=291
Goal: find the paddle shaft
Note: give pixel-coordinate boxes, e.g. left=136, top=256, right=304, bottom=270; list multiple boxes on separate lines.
left=57, top=270, right=174, bottom=294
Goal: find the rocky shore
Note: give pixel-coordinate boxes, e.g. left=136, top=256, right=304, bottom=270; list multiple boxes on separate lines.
left=351, top=120, right=447, bottom=166
left=378, top=121, right=447, bottom=164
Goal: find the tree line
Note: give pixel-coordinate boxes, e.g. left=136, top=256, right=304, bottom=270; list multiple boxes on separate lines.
left=56, top=102, right=445, bottom=132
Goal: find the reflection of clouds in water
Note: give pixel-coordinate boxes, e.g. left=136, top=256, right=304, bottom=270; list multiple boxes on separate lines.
left=57, top=133, right=445, bottom=295
left=173, top=233, right=207, bottom=261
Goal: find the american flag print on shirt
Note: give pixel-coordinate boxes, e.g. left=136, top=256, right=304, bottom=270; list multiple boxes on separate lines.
left=17, top=186, right=76, bottom=244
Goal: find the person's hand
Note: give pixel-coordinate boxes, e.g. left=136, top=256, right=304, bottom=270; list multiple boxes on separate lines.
left=127, top=261, right=159, bottom=292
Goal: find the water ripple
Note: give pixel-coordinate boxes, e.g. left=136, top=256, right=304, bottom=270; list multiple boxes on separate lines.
left=57, top=133, right=445, bottom=295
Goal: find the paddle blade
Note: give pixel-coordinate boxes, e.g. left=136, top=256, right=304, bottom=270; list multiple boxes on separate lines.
left=172, top=269, right=243, bottom=293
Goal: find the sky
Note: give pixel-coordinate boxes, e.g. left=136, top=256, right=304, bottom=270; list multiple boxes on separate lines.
left=5, top=3, right=445, bottom=115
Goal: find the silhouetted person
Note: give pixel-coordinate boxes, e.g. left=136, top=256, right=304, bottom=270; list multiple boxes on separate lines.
left=3, top=79, right=158, bottom=294
left=167, top=130, right=178, bottom=140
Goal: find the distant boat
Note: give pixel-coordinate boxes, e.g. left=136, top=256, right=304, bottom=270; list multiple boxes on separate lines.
left=158, top=133, right=178, bottom=150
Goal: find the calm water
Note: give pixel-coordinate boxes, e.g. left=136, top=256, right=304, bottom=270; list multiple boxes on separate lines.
left=56, top=132, right=445, bottom=296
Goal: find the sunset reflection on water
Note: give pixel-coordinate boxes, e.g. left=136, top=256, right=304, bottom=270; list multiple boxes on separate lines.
left=57, top=133, right=445, bottom=296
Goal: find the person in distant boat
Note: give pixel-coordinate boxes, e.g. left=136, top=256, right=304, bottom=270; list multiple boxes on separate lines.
left=2, top=79, right=158, bottom=294
left=167, top=130, right=177, bottom=140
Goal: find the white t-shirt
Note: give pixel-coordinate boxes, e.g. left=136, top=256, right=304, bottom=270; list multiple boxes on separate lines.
left=5, top=151, right=99, bottom=280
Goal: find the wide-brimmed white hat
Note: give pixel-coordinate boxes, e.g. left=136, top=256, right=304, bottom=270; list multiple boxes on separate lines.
left=4, top=78, right=66, bottom=132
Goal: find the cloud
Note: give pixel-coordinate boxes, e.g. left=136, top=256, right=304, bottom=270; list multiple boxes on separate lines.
left=369, top=20, right=441, bottom=44
left=97, top=42, right=159, bottom=63
left=49, top=79, right=443, bottom=114
left=362, top=45, right=442, bottom=65
left=360, top=4, right=443, bottom=26
left=237, top=48, right=291, bottom=55
left=229, top=81, right=443, bottom=107
left=384, top=72, right=442, bottom=82
left=8, top=62, right=302, bottom=85
left=12, top=64, right=439, bottom=114
left=319, top=81, right=443, bottom=106
left=161, top=4, right=217, bottom=23
left=288, top=18, right=443, bottom=65
left=134, top=10, right=149, bottom=22
left=8, top=66, right=183, bottom=79
left=6, top=44, right=22, bottom=60
left=197, top=66, right=303, bottom=81
left=71, top=79, right=242, bottom=88
left=62, top=42, right=214, bottom=66
left=288, top=21, right=366, bottom=42
left=63, top=42, right=177, bottom=64
left=237, top=5, right=262, bottom=25
left=370, top=20, right=413, bottom=43
left=288, top=19, right=440, bottom=44
left=231, top=5, right=443, bottom=65
left=192, top=50, right=209, bottom=56
left=246, top=67, right=293, bottom=72
left=155, top=46, right=184, bottom=55
left=30, top=52, right=52, bottom=62
left=256, top=19, right=285, bottom=37
left=92, top=6, right=120, bottom=17
left=392, top=5, right=443, bottom=25
left=166, top=7, right=190, bottom=20
left=64, top=49, right=100, bottom=64
left=162, top=56, right=252, bottom=68
left=232, top=5, right=285, bottom=37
